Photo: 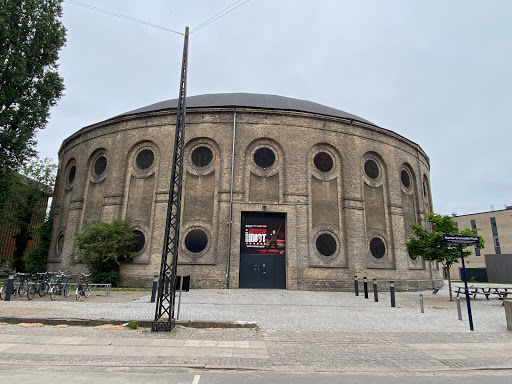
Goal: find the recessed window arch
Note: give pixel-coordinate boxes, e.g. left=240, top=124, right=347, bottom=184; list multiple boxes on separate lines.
left=89, top=149, right=108, bottom=182
left=315, top=232, right=338, bottom=257
left=362, top=153, right=387, bottom=188
left=130, top=142, right=158, bottom=179
left=191, top=146, right=213, bottom=167
left=135, top=149, right=154, bottom=170
left=364, top=159, right=380, bottom=180
left=93, top=155, right=107, bottom=176
left=186, top=140, right=219, bottom=177
left=401, top=169, right=411, bottom=189
left=253, top=147, right=276, bottom=169
left=246, top=139, right=283, bottom=181
left=184, top=229, right=209, bottom=254
left=370, top=237, right=386, bottom=259
left=56, top=233, right=65, bottom=255
left=64, top=159, right=77, bottom=189
left=314, top=151, right=334, bottom=172
left=132, top=230, right=146, bottom=253
left=68, top=165, right=76, bottom=183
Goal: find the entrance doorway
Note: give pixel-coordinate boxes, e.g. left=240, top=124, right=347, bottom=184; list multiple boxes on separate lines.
left=239, top=212, right=286, bottom=289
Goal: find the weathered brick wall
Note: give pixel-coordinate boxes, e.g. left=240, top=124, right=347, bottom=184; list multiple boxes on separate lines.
left=49, top=106, right=441, bottom=290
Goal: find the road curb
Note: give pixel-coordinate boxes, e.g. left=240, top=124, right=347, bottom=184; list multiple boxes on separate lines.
left=0, top=316, right=258, bottom=329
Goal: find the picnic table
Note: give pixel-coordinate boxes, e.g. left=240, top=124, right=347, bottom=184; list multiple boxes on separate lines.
left=453, top=285, right=512, bottom=301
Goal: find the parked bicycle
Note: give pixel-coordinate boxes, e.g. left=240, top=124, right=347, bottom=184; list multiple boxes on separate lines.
left=49, top=271, right=72, bottom=301
left=35, top=272, right=53, bottom=297
left=75, top=273, right=91, bottom=301
left=0, top=272, right=34, bottom=300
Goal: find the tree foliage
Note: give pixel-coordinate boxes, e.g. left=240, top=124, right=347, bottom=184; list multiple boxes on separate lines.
left=72, top=220, right=136, bottom=287
left=0, top=0, right=66, bottom=214
left=405, top=213, right=484, bottom=300
left=4, top=156, right=56, bottom=271
left=24, top=214, right=53, bottom=273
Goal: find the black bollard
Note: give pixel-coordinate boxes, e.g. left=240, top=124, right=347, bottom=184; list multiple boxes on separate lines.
left=363, top=277, right=368, bottom=299
left=390, top=280, right=395, bottom=307
left=373, top=278, right=378, bottom=302
left=150, top=275, right=158, bottom=303
left=5, top=272, right=14, bottom=301
left=354, top=275, right=359, bottom=296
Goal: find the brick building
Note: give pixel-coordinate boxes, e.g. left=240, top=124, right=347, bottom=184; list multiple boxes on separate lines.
left=0, top=184, right=50, bottom=265
left=48, top=93, right=442, bottom=290
left=450, top=207, right=512, bottom=283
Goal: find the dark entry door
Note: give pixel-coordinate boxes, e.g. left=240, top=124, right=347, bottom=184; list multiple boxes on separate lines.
left=239, top=212, right=286, bottom=289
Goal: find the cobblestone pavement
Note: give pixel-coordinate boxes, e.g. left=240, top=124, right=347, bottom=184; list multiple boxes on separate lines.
left=1, top=284, right=512, bottom=374
left=1, top=325, right=512, bottom=374
left=1, top=284, right=510, bottom=332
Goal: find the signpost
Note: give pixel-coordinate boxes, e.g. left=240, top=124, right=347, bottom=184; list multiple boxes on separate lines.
left=443, top=235, right=481, bottom=331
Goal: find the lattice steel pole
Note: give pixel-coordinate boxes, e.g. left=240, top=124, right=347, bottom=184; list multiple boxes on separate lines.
left=152, top=26, right=189, bottom=332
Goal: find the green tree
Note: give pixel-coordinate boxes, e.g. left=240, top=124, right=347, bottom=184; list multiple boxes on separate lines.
left=0, top=0, right=66, bottom=215
left=72, top=220, right=136, bottom=287
left=406, top=213, right=484, bottom=301
left=24, top=215, right=53, bottom=273
left=5, top=156, right=56, bottom=271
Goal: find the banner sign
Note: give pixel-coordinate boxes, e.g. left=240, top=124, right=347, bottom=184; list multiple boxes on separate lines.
left=443, top=235, right=480, bottom=244
left=244, top=224, right=268, bottom=249
left=241, top=213, right=285, bottom=254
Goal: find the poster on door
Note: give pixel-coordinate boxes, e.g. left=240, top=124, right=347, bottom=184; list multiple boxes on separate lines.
left=242, top=219, right=285, bottom=254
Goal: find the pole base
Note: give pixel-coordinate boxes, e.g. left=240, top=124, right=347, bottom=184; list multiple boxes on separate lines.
left=151, top=319, right=176, bottom=332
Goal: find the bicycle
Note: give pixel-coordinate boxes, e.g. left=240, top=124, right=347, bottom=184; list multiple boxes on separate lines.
left=0, top=273, right=35, bottom=300
left=0, top=274, right=18, bottom=300
left=49, top=271, right=71, bottom=301
left=35, top=272, right=53, bottom=297
left=75, top=273, right=91, bottom=301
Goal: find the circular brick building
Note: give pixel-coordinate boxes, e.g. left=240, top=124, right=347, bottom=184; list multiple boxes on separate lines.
left=49, top=93, right=441, bottom=290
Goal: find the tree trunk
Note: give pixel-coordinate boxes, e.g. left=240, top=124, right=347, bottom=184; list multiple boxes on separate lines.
left=446, top=266, right=453, bottom=301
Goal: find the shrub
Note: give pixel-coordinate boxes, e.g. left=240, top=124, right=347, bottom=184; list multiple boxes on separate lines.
left=72, top=220, right=135, bottom=287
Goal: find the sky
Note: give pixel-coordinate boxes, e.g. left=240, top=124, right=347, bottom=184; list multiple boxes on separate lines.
left=37, top=0, right=512, bottom=216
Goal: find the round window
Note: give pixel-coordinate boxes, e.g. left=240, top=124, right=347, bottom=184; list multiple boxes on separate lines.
left=370, top=237, right=386, bottom=258
left=314, top=152, right=333, bottom=172
left=94, top=155, right=107, bottom=176
left=364, top=159, right=379, bottom=179
left=68, top=165, right=76, bottom=183
left=136, top=149, right=154, bottom=170
left=191, top=146, right=213, bottom=167
left=316, top=233, right=337, bottom=257
left=185, top=230, right=208, bottom=253
left=401, top=170, right=411, bottom=189
left=253, top=147, right=275, bottom=168
left=132, top=230, right=145, bottom=253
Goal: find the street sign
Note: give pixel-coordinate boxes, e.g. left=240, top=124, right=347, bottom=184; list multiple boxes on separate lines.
left=442, top=234, right=480, bottom=331
left=443, top=235, right=480, bottom=244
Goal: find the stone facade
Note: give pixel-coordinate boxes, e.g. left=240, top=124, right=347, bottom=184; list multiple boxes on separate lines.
left=48, top=94, right=442, bottom=290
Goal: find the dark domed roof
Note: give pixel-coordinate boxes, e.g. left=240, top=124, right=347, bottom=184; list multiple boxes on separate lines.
left=119, top=93, right=376, bottom=126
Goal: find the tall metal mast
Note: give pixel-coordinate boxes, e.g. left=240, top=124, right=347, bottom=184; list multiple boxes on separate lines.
left=152, top=26, right=189, bottom=332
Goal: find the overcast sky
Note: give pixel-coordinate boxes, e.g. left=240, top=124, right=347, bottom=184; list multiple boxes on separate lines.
left=37, top=0, right=512, bottom=216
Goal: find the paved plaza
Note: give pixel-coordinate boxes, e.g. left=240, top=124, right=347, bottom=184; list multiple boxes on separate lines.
left=1, top=282, right=512, bottom=379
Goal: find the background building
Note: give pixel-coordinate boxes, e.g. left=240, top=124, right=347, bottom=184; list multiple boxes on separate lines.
left=48, top=93, right=442, bottom=290
left=0, top=177, right=50, bottom=266
left=451, top=207, right=512, bottom=283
